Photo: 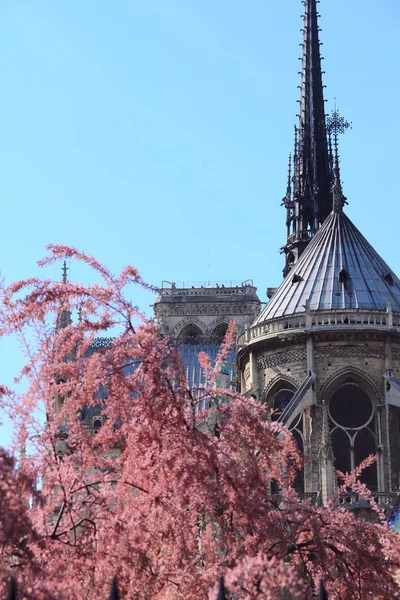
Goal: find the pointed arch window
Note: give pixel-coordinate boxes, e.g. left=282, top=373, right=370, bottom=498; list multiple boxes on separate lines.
left=329, top=379, right=377, bottom=490
left=267, top=382, right=304, bottom=494
left=270, top=386, right=295, bottom=421
left=291, top=417, right=305, bottom=494
left=331, top=428, right=351, bottom=476
left=176, top=324, right=204, bottom=346
left=210, top=323, right=229, bottom=345
left=354, top=428, right=377, bottom=489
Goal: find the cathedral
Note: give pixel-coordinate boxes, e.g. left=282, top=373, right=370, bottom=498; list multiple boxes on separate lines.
left=154, top=0, right=400, bottom=512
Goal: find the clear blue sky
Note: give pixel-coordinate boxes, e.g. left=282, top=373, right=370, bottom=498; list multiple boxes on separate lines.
left=0, top=0, right=399, bottom=446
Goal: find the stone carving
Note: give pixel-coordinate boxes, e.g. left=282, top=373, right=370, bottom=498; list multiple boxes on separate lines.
left=156, top=302, right=258, bottom=319
left=172, top=318, right=206, bottom=341
left=313, top=331, right=387, bottom=344
left=318, top=365, right=383, bottom=404
left=261, top=373, right=300, bottom=403
left=257, top=349, right=307, bottom=370
left=315, top=345, right=385, bottom=360
left=158, top=286, right=258, bottom=298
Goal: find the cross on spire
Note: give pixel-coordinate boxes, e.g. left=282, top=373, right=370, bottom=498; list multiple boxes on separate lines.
left=327, top=102, right=351, bottom=213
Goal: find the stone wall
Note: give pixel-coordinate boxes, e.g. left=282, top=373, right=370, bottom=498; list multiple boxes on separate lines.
left=239, top=324, right=400, bottom=497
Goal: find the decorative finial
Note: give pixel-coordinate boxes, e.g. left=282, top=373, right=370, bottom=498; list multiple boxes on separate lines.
left=78, top=305, right=83, bottom=323
left=326, top=100, right=351, bottom=212
left=56, top=260, right=72, bottom=330
left=283, top=154, right=292, bottom=206
left=326, top=100, right=351, bottom=169
left=287, top=154, right=292, bottom=195
left=62, top=260, right=68, bottom=284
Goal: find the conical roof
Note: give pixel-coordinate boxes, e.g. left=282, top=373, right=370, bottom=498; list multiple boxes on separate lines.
left=255, top=211, right=400, bottom=323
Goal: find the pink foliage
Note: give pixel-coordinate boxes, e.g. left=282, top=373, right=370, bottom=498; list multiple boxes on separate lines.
left=0, top=247, right=399, bottom=599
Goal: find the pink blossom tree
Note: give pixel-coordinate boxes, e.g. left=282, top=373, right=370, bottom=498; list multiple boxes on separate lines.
left=0, top=245, right=399, bottom=599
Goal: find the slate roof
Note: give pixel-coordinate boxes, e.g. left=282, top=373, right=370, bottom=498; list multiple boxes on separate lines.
left=255, top=210, right=400, bottom=323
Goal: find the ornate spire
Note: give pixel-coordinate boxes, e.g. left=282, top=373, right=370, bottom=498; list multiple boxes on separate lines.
left=62, top=260, right=68, bottom=284
left=282, top=0, right=331, bottom=276
left=326, top=103, right=351, bottom=213
left=56, top=260, right=72, bottom=330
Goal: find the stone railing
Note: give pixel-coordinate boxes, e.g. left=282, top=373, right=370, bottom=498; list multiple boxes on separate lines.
left=158, top=285, right=258, bottom=298
left=338, top=491, right=399, bottom=517
left=287, top=229, right=315, bottom=244
left=237, top=308, right=400, bottom=347
left=271, top=492, right=320, bottom=507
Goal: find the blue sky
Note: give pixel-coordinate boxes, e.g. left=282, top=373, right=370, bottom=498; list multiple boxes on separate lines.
left=0, top=0, right=399, bottom=446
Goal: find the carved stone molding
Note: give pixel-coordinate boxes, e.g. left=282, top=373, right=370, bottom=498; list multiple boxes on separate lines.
left=256, top=335, right=308, bottom=354
left=257, top=348, right=307, bottom=370
left=172, top=318, right=206, bottom=340
left=313, top=331, right=387, bottom=344
left=208, top=316, right=231, bottom=332
left=261, top=373, right=300, bottom=403
left=318, top=365, right=383, bottom=404
left=156, top=302, right=258, bottom=319
left=315, top=345, right=385, bottom=361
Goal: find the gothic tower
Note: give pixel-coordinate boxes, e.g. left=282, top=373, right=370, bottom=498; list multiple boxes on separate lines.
left=238, top=0, right=400, bottom=513
left=154, top=281, right=260, bottom=408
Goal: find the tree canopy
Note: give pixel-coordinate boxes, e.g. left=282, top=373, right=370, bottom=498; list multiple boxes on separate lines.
left=0, top=245, right=399, bottom=599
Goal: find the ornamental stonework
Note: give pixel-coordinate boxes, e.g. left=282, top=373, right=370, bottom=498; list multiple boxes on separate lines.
left=156, top=303, right=258, bottom=318
left=315, top=345, right=385, bottom=361
left=313, top=331, right=387, bottom=344
left=257, top=348, right=307, bottom=370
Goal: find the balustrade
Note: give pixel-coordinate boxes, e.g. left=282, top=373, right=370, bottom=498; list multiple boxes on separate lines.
left=238, top=309, right=400, bottom=346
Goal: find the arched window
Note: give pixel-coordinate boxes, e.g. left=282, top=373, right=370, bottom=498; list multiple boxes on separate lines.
left=270, top=386, right=295, bottom=421
left=354, top=428, right=377, bottom=490
left=291, top=428, right=305, bottom=494
left=176, top=324, right=204, bottom=346
left=210, top=323, right=228, bottom=345
left=267, top=382, right=304, bottom=494
left=330, top=383, right=373, bottom=429
left=331, top=428, right=352, bottom=477
left=329, top=379, right=377, bottom=490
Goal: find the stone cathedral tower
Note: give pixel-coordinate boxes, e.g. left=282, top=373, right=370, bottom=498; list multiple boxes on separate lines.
left=238, top=0, right=400, bottom=511
left=154, top=281, right=260, bottom=408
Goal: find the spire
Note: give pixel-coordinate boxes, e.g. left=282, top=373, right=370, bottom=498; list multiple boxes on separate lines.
left=282, top=0, right=331, bottom=276
left=326, top=103, right=351, bottom=213
left=285, top=154, right=292, bottom=203
left=332, top=132, right=345, bottom=213
left=62, top=259, right=68, bottom=284
left=56, top=260, right=72, bottom=330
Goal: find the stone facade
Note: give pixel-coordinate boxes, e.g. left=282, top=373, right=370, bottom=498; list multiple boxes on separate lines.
left=237, top=306, right=400, bottom=508
left=154, top=283, right=260, bottom=343
left=154, top=283, right=261, bottom=410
